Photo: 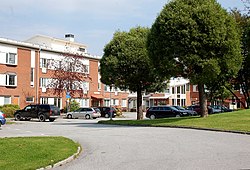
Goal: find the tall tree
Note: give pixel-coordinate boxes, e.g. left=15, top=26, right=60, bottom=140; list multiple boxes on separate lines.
left=229, top=9, right=250, bottom=108
left=100, top=27, right=167, bottom=120
left=147, top=0, right=242, bottom=117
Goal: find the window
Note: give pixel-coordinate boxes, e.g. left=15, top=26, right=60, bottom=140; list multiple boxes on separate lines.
left=4, top=96, right=11, bottom=104
left=121, top=99, right=127, bottom=107
left=40, top=98, right=48, bottom=104
left=172, top=87, right=175, bottom=94
left=6, top=53, right=17, bottom=65
left=186, top=83, right=190, bottom=91
left=165, top=88, right=170, bottom=94
left=181, top=99, right=186, bottom=107
left=115, top=99, right=119, bottom=106
left=104, top=99, right=110, bottom=106
left=104, top=85, right=111, bottom=92
left=177, top=86, right=180, bottom=94
left=40, top=78, right=48, bottom=88
left=177, top=99, right=180, bottom=105
left=40, top=58, right=47, bottom=68
left=193, top=85, right=198, bottom=92
left=164, top=106, right=171, bottom=111
left=6, top=74, right=17, bottom=86
left=0, top=96, right=11, bottom=105
left=98, top=82, right=101, bottom=91
left=31, top=68, right=34, bottom=87
left=54, top=98, right=61, bottom=108
left=181, top=85, right=185, bottom=94
left=83, top=65, right=89, bottom=74
left=172, top=99, right=175, bottom=105
left=26, top=97, right=34, bottom=103
left=79, top=47, right=86, bottom=52
left=77, top=98, right=89, bottom=107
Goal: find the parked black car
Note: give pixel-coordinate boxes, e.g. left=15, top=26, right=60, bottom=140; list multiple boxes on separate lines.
left=210, top=105, right=233, bottom=113
left=186, top=105, right=214, bottom=115
left=172, top=105, right=198, bottom=116
left=14, top=104, right=60, bottom=122
left=146, top=106, right=189, bottom=119
left=97, top=107, right=116, bottom=118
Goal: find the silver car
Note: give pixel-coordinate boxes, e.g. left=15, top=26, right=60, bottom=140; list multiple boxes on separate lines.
left=66, top=107, right=101, bottom=119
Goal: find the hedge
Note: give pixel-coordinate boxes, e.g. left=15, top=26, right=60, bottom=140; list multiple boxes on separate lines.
left=0, top=104, right=20, bottom=118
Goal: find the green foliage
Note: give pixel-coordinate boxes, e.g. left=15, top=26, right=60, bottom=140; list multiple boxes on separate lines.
left=147, top=0, right=242, bottom=116
left=0, top=104, right=20, bottom=118
left=0, top=136, right=80, bottom=170
left=69, top=100, right=80, bottom=112
left=100, top=26, right=168, bottom=93
left=230, top=9, right=250, bottom=108
left=148, top=0, right=242, bottom=85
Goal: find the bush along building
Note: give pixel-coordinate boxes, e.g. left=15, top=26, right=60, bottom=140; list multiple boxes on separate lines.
left=0, top=34, right=129, bottom=110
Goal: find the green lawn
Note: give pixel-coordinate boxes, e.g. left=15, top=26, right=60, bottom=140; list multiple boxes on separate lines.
left=99, top=109, right=250, bottom=133
left=0, top=136, right=80, bottom=170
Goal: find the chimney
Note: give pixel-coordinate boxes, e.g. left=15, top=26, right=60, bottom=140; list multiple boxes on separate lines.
left=65, top=34, right=74, bottom=42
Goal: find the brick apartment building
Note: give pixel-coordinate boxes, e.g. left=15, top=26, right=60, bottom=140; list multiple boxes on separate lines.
left=127, top=77, right=243, bottom=111
left=0, top=34, right=129, bottom=110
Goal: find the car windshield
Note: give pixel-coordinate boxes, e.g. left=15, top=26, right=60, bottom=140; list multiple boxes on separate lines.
left=94, top=108, right=101, bottom=112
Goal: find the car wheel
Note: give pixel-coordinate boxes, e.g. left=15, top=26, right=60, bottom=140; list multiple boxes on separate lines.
left=104, top=113, right=110, bottom=118
left=67, top=114, right=72, bottom=119
left=15, top=114, right=21, bottom=121
left=49, top=118, right=55, bottom=122
left=38, top=114, right=46, bottom=122
left=176, top=114, right=181, bottom=118
left=150, top=114, right=156, bottom=120
left=85, top=114, right=91, bottom=119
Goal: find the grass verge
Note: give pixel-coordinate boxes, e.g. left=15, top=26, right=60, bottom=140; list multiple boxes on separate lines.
left=0, top=136, right=80, bottom=170
left=99, top=109, right=250, bottom=133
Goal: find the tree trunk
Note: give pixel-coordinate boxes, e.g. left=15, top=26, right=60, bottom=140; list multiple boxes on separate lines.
left=198, top=83, right=208, bottom=117
left=137, top=89, right=143, bottom=120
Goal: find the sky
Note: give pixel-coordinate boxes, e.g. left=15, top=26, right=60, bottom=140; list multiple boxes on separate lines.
left=0, top=0, right=246, bottom=56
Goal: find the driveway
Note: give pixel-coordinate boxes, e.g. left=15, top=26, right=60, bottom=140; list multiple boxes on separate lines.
left=1, top=115, right=250, bottom=170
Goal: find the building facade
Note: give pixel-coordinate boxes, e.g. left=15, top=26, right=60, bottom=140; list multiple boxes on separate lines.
left=0, top=34, right=129, bottom=110
left=127, top=78, right=194, bottom=111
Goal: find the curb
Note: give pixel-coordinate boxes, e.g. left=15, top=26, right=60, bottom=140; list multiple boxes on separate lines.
left=37, top=146, right=81, bottom=170
left=98, top=122, right=250, bottom=135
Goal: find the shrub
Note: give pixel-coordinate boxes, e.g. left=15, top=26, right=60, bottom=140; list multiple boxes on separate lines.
left=69, top=100, right=80, bottom=112
left=0, top=104, right=20, bottom=118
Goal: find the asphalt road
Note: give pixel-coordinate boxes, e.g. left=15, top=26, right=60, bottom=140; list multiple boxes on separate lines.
left=1, top=113, right=250, bottom=170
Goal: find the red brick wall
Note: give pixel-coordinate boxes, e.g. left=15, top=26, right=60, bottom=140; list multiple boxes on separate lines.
left=0, top=48, right=36, bottom=109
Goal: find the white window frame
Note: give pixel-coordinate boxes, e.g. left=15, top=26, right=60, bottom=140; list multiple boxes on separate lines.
left=6, top=53, right=17, bottom=65
left=193, top=85, right=198, bottom=92
left=40, top=58, right=48, bottom=68
left=40, top=78, right=48, bottom=88
left=40, top=97, right=48, bottom=104
left=83, top=65, right=89, bottom=74
left=31, top=68, right=34, bottom=87
left=104, top=99, right=110, bottom=107
left=6, top=73, right=17, bottom=86
left=26, top=97, right=34, bottom=103
left=121, top=99, right=127, bottom=107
